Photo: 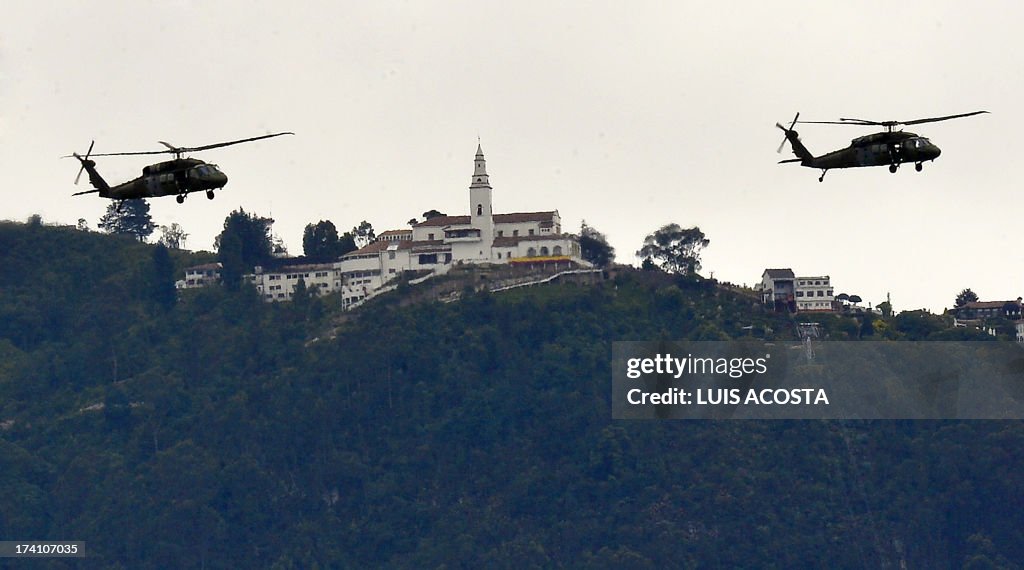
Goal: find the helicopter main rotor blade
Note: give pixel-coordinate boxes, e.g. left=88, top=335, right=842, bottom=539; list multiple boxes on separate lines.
left=797, top=119, right=879, bottom=126
left=171, top=132, right=295, bottom=154
left=72, top=188, right=101, bottom=196
left=88, top=132, right=295, bottom=157
left=900, top=110, right=989, bottom=126
left=798, top=111, right=989, bottom=128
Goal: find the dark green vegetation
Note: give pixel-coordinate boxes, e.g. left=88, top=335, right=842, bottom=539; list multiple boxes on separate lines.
left=0, top=221, right=1021, bottom=568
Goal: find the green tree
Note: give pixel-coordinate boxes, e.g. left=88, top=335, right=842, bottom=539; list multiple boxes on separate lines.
left=636, top=223, right=709, bottom=274
left=302, top=220, right=353, bottom=261
left=215, top=209, right=275, bottom=272
left=956, top=288, right=979, bottom=308
left=218, top=231, right=245, bottom=290
left=422, top=209, right=446, bottom=220
left=98, top=200, right=156, bottom=242
left=579, top=221, right=615, bottom=267
left=150, top=244, right=177, bottom=310
left=158, top=223, right=188, bottom=250
left=352, top=220, right=375, bottom=247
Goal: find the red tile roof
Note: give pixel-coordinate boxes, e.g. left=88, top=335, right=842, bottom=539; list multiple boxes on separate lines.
left=413, top=211, right=558, bottom=227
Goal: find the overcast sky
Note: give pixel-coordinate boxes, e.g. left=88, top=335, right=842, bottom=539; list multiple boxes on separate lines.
left=2, top=1, right=1019, bottom=313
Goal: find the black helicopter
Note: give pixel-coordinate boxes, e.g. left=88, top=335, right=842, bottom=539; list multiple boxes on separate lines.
left=776, top=111, right=987, bottom=182
left=69, top=132, right=293, bottom=203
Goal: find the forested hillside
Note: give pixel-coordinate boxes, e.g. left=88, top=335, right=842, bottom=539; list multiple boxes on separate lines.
left=0, top=221, right=1021, bottom=569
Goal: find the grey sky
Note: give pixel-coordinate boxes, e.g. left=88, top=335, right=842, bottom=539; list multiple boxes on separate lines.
left=2, top=1, right=1019, bottom=313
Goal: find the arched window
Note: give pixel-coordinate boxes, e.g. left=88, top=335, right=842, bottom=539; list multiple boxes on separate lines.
left=553, top=245, right=563, bottom=255
left=540, top=246, right=549, bottom=256
left=527, top=247, right=537, bottom=257
left=477, top=204, right=482, bottom=216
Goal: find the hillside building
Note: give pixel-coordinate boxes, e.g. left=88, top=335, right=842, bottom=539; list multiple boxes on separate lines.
left=760, top=269, right=838, bottom=313
left=795, top=275, right=835, bottom=312
left=760, top=268, right=795, bottom=312
left=177, top=262, right=222, bottom=289
left=249, top=260, right=342, bottom=302
left=335, top=144, right=584, bottom=307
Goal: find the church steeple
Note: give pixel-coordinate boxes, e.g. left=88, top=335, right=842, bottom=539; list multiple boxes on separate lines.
left=468, top=142, right=495, bottom=259
left=471, top=143, right=491, bottom=189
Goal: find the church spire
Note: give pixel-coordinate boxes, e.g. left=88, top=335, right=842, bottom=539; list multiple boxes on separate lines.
left=471, top=143, right=490, bottom=189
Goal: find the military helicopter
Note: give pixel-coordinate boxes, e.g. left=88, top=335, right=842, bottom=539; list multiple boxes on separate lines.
left=776, top=111, right=987, bottom=182
left=68, top=132, right=293, bottom=203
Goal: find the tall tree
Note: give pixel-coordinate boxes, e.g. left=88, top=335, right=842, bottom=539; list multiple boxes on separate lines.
left=215, top=209, right=275, bottom=272
left=218, top=231, right=245, bottom=290
left=98, top=200, right=156, bottom=242
left=422, top=209, right=446, bottom=220
left=636, top=224, right=709, bottom=275
left=158, top=223, right=189, bottom=250
left=955, top=288, right=979, bottom=308
left=150, top=244, right=177, bottom=310
left=352, top=220, right=375, bottom=248
left=579, top=221, right=615, bottom=267
left=302, top=220, right=346, bottom=261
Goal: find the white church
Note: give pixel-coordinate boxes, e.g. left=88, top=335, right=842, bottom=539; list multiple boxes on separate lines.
left=247, top=144, right=585, bottom=305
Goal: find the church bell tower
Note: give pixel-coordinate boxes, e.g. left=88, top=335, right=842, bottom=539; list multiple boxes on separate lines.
left=469, top=143, right=495, bottom=256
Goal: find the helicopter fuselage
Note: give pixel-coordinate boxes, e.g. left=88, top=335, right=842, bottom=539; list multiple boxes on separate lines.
left=805, top=131, right=941, bottom=170
left=106, top=158, right=229, bottom=200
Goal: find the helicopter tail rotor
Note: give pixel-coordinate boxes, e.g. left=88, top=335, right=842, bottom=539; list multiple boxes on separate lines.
left=73, top=140, right=95, bottom=185
left=776, top=113, right=799, bottom=153
left=66, top=140, right=111, bottom=196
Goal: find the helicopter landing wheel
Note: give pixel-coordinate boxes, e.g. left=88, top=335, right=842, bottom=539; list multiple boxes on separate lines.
left=206, top=190, right=215, bottom=200
left=818, top=169, right=828, bottom=182
left=889, top=164, right=898, bottom=174
left=915, top=162, right=923, bottom=172
left=175, top=194, right=185, bottom=204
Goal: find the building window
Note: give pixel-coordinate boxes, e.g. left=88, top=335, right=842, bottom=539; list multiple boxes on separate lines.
left=389, top=251, right=396, bottom=259
left=553, top=245, right=562, bottom=255
left=540, top=246, right=549, bottom=256
left=513, top=230, right=519, bottom=237
left=527, top=247, right=537, bottom=257
left=477, top=204, right=482, bottom=215
left=497, top=252, right=502, bottom=259
left=428, top=233, right=434, bottom=240
left=497, top=230, right=504, bottom=237
left=817, top=290, right=824, bottom=297
left=796, top=291, right=804, bottom=297
left=418, top=253, right=438, bottom=265
left=528, top=229, right=535, bottom=236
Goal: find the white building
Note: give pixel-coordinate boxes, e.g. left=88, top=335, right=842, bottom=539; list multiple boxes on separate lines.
left=760, top=268, right=795, bottom=311
left=177, top=262, right=222, bottom=289
left=249, top=261, right=342, bottom=302
left=795, top=275, right=835, bottom=312
left=336, top=144, right=584, bottom=306
left=760, top=269, right=838, bottom=313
